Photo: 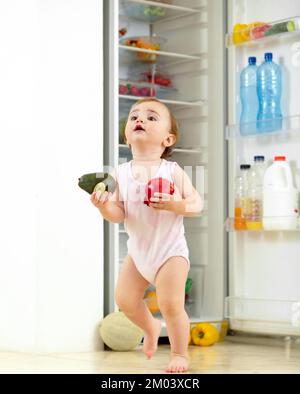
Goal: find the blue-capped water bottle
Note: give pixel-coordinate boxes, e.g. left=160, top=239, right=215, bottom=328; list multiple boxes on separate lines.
left=257, top=53, right=282, bottom=133
left=240, top=57, right=259, bottom=136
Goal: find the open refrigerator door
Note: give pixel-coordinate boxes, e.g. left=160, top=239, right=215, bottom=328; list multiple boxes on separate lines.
left=226, top=0, right=300, bottom=337
left=103, top=0, right=227, bottom=337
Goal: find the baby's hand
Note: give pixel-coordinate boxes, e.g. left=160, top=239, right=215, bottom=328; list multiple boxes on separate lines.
left=90, top=191, right=111, bottom=210
left=149, top=190, right=185, bottom=215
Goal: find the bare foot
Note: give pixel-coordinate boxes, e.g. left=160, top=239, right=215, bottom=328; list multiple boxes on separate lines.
left=142, top=319, right=162, bottom=359
left=166, top=353, right=189, bottom=373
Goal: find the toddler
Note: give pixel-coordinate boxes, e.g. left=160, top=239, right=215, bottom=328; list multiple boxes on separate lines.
left=91, top=98, right=203, bottom=373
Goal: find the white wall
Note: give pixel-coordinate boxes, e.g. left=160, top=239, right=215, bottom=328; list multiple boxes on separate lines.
left=0, top=0, right=104, bottom=352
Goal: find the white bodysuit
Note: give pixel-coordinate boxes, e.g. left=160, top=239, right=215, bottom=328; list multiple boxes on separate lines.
left=116, top=158, right=190, bottom=286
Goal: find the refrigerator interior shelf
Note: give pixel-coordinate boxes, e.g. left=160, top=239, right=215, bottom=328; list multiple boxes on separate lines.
left=158, top=318, right=228, bottom=340
left=225, top=297, right=300, bottom=336
left=119, top=94, right=207, bottom=108
left=119, top=143, right=205, bottom=155
left=120, top=0, right=204, bottom=24
left=226, top=114, right=300, bottom=139
left=226, top=16, right=300, bottom=48
left=119, top=44, right=205, bottom=65
left=225, top=217, right=300, bottom=232
left=119, top=78, right=177, bottom=100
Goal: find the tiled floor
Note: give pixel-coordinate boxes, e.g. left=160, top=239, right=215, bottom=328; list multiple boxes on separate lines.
left=1, top=336, right=300, bottom=374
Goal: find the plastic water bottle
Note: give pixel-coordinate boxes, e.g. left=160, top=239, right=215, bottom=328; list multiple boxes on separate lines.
left=246, top=156, right=266, bottom=230
left=234, top=164, right=251, bottom=230
left=263, top=156, right=299, bottom=230
left=252, top=155, right=267, bottom=184
left=240, top=57, right=258, bottom=136
left=257, top=53, right=282, bottom=133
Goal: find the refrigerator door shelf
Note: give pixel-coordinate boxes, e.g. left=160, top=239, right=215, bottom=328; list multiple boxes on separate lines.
left=225, top=217, right=300, bottom=232
left=120, top=0, right=204, bottom=24
left=226, top=114, right=300, bottom=139
left=226, top=16, right=300, bottom=48
left=225, top=297, right=300, bottom=336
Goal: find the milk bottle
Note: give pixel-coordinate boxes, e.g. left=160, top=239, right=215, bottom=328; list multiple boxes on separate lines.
left=263, top=156, right=299, bottom=230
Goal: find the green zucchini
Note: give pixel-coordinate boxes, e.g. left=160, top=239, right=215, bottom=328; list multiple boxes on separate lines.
left=78, top=173, right=116, bottom=195
left=264, top=20, right=295, bottom=37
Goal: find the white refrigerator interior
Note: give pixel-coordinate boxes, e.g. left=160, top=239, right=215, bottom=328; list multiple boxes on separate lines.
left=227, top=0, right=300, bottom=336
left=103, top=0, right=227, bottom=336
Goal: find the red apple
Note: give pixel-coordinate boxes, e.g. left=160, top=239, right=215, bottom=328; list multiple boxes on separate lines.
left=130, top=85, right=139, bottom=96
left=119, top=84, right=128, bottom=95
left=144, top=177, right=175, bottom=206
left=162, top=77, right=171, bottom=87
left=139, top=87, right=150, bottom=96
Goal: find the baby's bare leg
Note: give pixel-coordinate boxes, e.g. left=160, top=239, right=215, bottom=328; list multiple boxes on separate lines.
left=155, top=257, right=190, bottom=373
left=115, top=255, right=161, bottom=359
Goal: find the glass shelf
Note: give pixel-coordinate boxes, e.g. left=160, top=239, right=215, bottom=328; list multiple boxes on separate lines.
left=119, top=143, right=204, bottom=155
left=226, top=16, right=300, bottom=48
left=119, top=64, right=207, bottom=108
left=119, top=78, right=177, bottom=100
left=119, top=94, right=206, bottom=109
left=225, top=297, right=300, bottom=336
left=226, top=115, right=300, bottom=139
left=119, top=44, right=205, bottom=67
left=225, top=216, right=300, bottom=232
left=120, top=0, right=204, bottom=24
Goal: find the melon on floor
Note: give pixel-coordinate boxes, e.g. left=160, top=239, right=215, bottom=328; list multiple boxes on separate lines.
left=99, top=311, right=144, bottom=351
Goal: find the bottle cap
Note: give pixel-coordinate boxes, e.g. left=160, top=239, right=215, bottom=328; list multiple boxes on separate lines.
left=249, top=57, right=256, bottom=65
left=240, top=164, right=251, bottom=170
left=265, top=52, right=273, bottom=62
left=274, top=156, right=286, bottom=161
left=254, top=156, right=265, bottom=162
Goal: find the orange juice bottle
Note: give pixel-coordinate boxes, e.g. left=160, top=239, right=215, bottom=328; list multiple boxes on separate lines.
left=234, top=206, right=247, bottom=230
left=234, top=165, right=251, bottom=231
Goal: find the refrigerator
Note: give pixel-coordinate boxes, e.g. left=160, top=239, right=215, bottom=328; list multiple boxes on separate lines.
left=103, top=0, right=300, bottom=338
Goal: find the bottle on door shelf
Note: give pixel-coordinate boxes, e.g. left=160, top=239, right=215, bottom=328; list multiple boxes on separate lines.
left=263, top=156, right=299, bottom=230
left=246, top=156, right=266, bottom=230
left=240, top=57, right=259, bottom=136
left=234, top=164, right=251, bottom=230
left=257, top=53, right=283, bottom=133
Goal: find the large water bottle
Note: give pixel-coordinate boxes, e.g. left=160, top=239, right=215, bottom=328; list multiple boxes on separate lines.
left=240, top=57, right=259, bottom=136
left=257, top=53, right=283, bottom=133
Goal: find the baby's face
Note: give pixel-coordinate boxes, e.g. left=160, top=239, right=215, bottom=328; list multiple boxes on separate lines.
left=125, top=101, right=173, bottom=152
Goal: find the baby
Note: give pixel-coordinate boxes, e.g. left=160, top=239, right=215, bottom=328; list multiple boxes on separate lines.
left=91, top=98, right=203, bottom=373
